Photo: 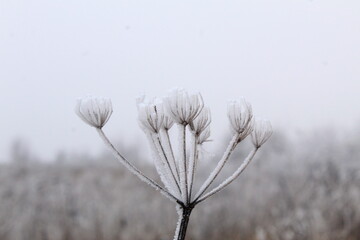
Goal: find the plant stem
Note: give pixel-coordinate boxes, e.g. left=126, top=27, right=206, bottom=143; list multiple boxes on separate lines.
left=96, top=128, right=181, bottom=204
left=178, top=124, right=188, bottom=203
left=187, top=133, right=198, bottom=202
left=194, top=133, right=239, bottom=201
left=175, top=206, right=193, bottom=240
left=196, top=148, right=258, bottom=204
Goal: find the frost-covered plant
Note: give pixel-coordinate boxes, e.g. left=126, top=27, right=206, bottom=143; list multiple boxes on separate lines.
left=75, top=89, right=272, bottom=240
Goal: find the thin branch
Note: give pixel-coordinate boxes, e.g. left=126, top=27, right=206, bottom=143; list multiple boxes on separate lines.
left=195, top=148, right=258, bottom=204
left=178, top=124, right=188, bottom=204
left=96, top=128, right=181, bottom=204
left=146, top=132, right=178, bottom=197
left=152, top=133, right=182, bottom=196
left=193, top=133, right=240, bottom=202
left=172, top=206, right=183, bottom=240
left=187, top=132, right=198, bottom=202
left=160, top=129, right=181, bottom=183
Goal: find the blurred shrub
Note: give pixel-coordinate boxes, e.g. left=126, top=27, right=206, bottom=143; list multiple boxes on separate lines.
left=0, top=129, right=359, bottom=240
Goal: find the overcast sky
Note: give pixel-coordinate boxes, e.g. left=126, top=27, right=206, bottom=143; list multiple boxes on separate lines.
left=0, top=0, right=359, bottom=160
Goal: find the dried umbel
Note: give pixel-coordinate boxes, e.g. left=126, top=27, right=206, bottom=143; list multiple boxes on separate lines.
left=190, top=107, right=211, bottom=135
left=163, top=88, right=204, bottom=125
left=251, top=119, right=273, bottom=148
left=76, top=88, right=272, bottom=240
left=227, top=98, right=253, bottom=140
left=137, top=98, right=166, bottom=134
left=75, top=96, right=113, bottom=128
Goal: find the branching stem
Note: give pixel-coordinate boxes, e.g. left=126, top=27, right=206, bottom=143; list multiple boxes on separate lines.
left=153, top=134, right=182, bottom=196
left=96, top=128, right=181, bottom=204
left=194, top=134, right=240, bottom=202
left=187, top=133, right=198, bottom=202
left=162, top=129, right=181, bottom=182
left=195, top=148, right=258, bottom=204
left=178, top=124, right=188, bottom=204
left=173, top=205, right=194, bottom=240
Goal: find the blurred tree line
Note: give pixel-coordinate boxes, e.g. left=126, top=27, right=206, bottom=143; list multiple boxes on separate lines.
left=0, top=127, right=359, bottom=240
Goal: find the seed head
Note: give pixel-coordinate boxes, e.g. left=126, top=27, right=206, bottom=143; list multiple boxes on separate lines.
left=75, top=96, right=113, bottom=128
left=227, top=98, right=253, bottom=139
left=251, top=119, right=273, bottom=148
left=163, top=88, right=204, bottom=125
left=190, top=107, right=211, bottom=135
left=197, top=127, right=211, bottom=145
left=163, top=115, right=174, bottom=130
left=137, top=98, right=165, bottom=134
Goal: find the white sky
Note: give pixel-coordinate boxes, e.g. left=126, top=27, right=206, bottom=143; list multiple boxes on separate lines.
left=0, top=0, right=359, bottom=160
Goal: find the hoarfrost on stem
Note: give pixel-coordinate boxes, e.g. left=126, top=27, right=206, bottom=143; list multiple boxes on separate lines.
left=76, top=88, right=272, bottom=240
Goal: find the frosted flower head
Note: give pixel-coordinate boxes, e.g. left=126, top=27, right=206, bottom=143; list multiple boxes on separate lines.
left=137, top=97, right=166, bottom=134
left=251, top=119, right=273, bottom=148
left=227, top=98, right=253, bottom=139
left=197, top=127, right=211, bottom=145
left=190, top=107, right=211, bottom=135
left=75, top=96, right=113, bottom=128
left=163, top=88, right=204, bottom=125
left=163, top=115, right=174, bottom=130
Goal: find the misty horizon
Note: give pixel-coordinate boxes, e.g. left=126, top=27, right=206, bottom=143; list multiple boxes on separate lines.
left=1, top=0, right=360, bottom=160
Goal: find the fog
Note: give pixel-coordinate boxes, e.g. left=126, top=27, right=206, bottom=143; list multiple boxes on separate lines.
left=1, top=2, right=360, bottom=239
left=1, top=0, right=360, bottom=160
left=1, top=127, right=360, bottom=240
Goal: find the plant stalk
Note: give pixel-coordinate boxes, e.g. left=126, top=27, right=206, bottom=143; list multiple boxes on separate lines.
left=175, top=206, right=193, bottom=240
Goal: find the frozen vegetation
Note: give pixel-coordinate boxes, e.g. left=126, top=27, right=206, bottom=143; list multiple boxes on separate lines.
left=75, top=89, right=272, bottom=240
left=0, top=127, right=359, bottom=240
